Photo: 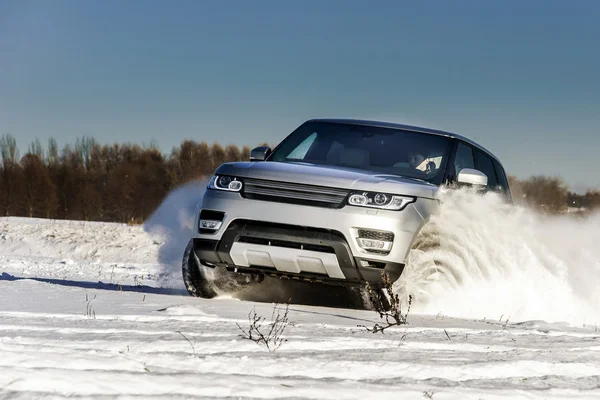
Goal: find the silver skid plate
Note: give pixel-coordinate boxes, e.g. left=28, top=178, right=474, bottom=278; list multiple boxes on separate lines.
left=229, top=242, right=346, bottom=280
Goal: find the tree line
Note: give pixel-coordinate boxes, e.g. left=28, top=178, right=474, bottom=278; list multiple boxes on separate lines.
left=1, top=133, right=598, bottom=223
left=508, top=176, right=600, bottom=216
left=0, top=134, right=257, bottom=223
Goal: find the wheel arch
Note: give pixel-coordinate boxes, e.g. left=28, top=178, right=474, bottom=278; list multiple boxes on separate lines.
left=401, top=198, right=440, bottom=263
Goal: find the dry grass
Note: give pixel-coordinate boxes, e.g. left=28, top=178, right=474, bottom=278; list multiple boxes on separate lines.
left=360, top=271, right=411, bottom=334
left=237, top=303, right=290, bottom=352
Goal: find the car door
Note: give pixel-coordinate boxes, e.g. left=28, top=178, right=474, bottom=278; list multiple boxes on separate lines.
left=449, top=140, right=512, bottom=202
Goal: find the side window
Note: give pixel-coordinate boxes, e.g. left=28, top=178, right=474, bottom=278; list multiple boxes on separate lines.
left=454, top=142, right=475, bottom=176
left=492, top=159, right=510, bottom=194
left=474, top=149, right=498, bottom=188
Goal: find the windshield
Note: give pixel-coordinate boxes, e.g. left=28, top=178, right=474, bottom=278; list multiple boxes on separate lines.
left=269, top=122, right=452, bottom=184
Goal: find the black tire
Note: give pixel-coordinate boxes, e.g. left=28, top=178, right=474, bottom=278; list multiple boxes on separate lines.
left=359, top=283, right=392, bottom=312
left=181, top=239, right=218, bottom=298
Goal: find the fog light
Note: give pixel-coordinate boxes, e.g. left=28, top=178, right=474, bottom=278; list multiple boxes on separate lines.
left=357, top=238, right=393, bottom=252
left=360, top=239, right=384, bottom=249
left=229, top=181, right=242, bottom=191
left=199, top=219, right=222, bottom=230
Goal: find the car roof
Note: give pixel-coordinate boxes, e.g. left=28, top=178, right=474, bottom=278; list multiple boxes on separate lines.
left=306, top=118, right=502, bottom=164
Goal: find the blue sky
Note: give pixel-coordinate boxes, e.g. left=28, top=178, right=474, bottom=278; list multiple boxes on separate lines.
left=1, top=0, right=599, bottom=191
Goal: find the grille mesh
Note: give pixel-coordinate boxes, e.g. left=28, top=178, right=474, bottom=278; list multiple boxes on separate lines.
left=357, top=229, right=394, bottom=242
left=242, top=178, right=349, bottom=208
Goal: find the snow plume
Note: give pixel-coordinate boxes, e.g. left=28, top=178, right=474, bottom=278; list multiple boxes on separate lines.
left=144, top=179, right=208, bottom=280
left=394, top=188, right=600, bottom=326
left=144, top=180, right=600, bottom=322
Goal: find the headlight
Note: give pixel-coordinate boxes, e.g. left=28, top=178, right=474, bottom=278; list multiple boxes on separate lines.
left=208, top=175, right=243, bottom=192
left=348, top=191, right=415, bottom=211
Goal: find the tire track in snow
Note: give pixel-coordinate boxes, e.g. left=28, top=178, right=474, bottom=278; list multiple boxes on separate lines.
left=1, top=315, right=600, bottom=398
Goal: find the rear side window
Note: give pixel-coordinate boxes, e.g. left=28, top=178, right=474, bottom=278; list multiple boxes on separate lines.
left=474, top=149, right=498, bottom=188
left=454, top=142, right=475, bottom=176
left=492, top=159, right=510, bottom=194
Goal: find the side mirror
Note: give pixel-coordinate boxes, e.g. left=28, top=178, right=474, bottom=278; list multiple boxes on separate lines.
left=457, top=168, right=488, bottom=186
left=250, top=146, right=271, bottom=162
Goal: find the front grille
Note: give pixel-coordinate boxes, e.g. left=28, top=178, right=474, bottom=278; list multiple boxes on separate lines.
left=242, top=178, right=349, bottom=208
left=357, top=229, right=395, bottom=242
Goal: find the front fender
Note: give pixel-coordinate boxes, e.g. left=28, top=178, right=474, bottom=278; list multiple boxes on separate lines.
left=402, top=197, right=440, bottom=261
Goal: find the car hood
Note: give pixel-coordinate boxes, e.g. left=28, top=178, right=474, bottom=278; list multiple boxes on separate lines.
left=215, top=161, right=439, bottom=199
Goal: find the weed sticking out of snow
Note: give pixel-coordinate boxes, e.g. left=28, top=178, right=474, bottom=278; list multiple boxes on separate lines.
left=360, top=271, right=412, bottom=334
left=85, top=293, right=97, bottom=319
left=237, top=303, right=290, bottom=352
left=176, top=331, right=197, bottom=355
left=422, top=390, right=437, bottom=399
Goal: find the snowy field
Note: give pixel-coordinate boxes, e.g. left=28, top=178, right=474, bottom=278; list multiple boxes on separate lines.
left=1, top=189, right=600, bottom=399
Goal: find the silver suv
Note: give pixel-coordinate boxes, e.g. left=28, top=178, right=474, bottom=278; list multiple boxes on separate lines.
left=182, top=119, right=511, bottom=299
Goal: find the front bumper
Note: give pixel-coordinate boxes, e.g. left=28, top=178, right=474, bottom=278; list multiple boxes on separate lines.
left=192, top=189, right=430, bottom=285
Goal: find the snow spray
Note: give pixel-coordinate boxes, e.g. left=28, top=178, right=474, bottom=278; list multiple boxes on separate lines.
left=394, top=188, right=600, bottom=325
left=144, top=179, right=208, bottom=284
left=145, top=180, right=600, bottom=324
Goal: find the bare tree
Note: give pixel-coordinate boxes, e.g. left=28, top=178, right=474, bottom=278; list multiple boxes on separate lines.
left=175, top=140, right=212, bottom=182
left=105, top=161, right=138, bottom=223
left=210, top=143, right=227, bottom=170
left=47, top=138, right=59, bottom=166
left=0, top=134, right=19, bottom=164
left=21, top=153, right=57, bottom=218
left=520, top=176, right=569, bottom=215
left=225, top=144, right=241, bottom=163
left=75, top=137, right=97, bottom=171
left=241, top=145, right=251, bottom=161
left=0, top=134, right=22, bottom=216
left=585, top=191, right=600, bottom=210
left=28, top=139, right=44, bottom=160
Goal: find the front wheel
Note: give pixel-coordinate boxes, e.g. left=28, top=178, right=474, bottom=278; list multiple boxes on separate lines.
left=359, top=284, right=392, bottom=312
left=394, top=222, right=463, bottom=306
left=181, top=239, right=264, bottom=298
left=181, top=239, right=218, bottom=298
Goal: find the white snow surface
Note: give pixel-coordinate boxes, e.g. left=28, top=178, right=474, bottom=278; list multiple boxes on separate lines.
left=1, top=204, right=600, bottom=398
